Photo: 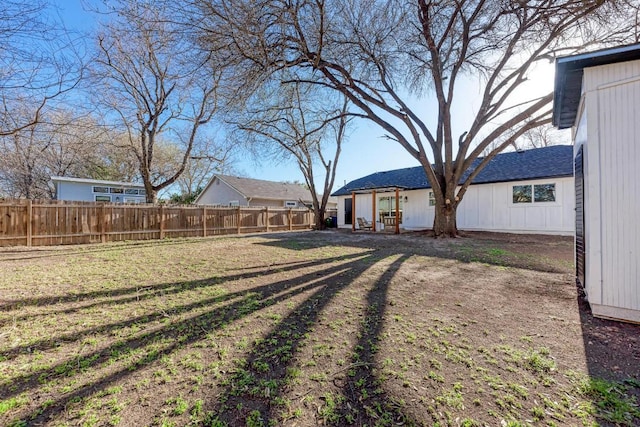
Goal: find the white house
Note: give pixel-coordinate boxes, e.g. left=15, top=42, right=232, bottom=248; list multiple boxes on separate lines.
left=331, top=145, right=574, bottom=235
left=51, top=176, right=147, bottom=203
left=553, top=43, right=640, bottom=324
left=196, top=174, right=337, bottom=209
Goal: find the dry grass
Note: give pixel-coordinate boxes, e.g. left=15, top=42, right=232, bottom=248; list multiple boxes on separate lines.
left=0, top=231, right=638, bottom=426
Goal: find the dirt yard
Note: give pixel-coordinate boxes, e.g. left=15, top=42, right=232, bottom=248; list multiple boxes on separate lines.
left=0, top=230, right=638, bottom=426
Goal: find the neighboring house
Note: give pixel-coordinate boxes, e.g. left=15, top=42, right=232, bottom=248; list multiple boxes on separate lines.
left=196, top=174, right=335, bottom=209
left=553, top=43, right=640, bottom=324
left=51, top=176, right=147, bottom=203
left=331, top=145, right=574, bottom=235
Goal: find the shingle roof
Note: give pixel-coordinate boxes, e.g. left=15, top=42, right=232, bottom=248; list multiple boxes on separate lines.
left=331, top=145, right=573, bottom=196
left=216, top=175, right=313, bottom=202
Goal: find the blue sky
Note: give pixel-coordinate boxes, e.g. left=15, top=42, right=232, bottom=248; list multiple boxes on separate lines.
left=52, top=0, right=565, bottom=193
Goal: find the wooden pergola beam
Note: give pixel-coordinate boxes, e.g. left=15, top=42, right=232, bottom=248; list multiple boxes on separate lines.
left=395, top=187, right=400, bottom=235
left=372, top=189, right=376, bottom=232
left=351, top=192, right=356, bottom=232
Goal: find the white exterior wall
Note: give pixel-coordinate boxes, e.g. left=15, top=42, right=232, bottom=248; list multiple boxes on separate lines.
left=336, top=177, right=574, bottom=235
left=579, top=60, right=640, bottom=322
left=457, top=178, right=574, bottom=235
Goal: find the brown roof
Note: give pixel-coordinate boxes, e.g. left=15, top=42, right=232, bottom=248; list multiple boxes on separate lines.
left=217, top=175, right=313, bottom=202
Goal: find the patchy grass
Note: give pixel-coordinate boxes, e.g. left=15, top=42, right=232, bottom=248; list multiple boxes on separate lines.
left=0, top=231, right=638, bottom=426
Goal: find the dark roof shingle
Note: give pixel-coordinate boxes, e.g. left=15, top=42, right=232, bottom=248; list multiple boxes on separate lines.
left=331, top=145, right=573, bottom=196
left=217, top=175, right=313, bottom=201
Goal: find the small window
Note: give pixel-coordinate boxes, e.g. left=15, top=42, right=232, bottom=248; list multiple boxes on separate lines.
left=95, top=195, right=111, bottom=202
left=512, top=185, right=532, bottom=203
left=512, top=183, right=556, bottom=204
left=125, top=188, right=139, bottom=195
left=139, top=189, right=146, bottom=195
left=534, top=184, right=556, bottom=202
left=229, top=200, right=239, bottom=207
left=428, top=191, right=436, bottom=207
left=123, top=197, right=141, bottom=203
left=93, top=186, right=109, bottom=193
left=284, top=200, right=297, bottom=208
left=110, top=187, right=124, bottom=194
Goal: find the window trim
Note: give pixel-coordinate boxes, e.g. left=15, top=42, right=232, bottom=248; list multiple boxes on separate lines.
left=92, top=186, right=110, bottom=194
left=511, top=182, right=558, bottom=205
left=284, top=200, right=297, bottom=208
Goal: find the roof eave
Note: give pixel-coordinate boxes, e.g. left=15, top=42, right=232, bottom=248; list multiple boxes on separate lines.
left=553, top=43, right=640, bottom=129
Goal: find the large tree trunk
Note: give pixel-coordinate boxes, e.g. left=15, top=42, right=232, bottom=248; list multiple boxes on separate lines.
left=433, top=203, right=458, bottom=237
left=314, top=206, right=326, bottom=230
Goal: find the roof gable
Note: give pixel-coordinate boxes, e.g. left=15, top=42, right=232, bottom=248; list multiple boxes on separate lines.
left=331, top=145, right=573, bottom=196
left=200, top=174, right=313, bottom=202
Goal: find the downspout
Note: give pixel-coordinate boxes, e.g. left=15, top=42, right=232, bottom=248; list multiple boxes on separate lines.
left=247, top=197, right=252, bottom=207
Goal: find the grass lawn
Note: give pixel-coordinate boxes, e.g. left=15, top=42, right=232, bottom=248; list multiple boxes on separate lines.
left=0, top=230, right=638, bottom=426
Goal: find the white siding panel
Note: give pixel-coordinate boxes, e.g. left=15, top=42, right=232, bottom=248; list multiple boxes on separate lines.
left=403, top=190, right=431, bottom=229
left=595, top=75, right=640, bottom=313
left=336, top=177, right=573, bottom=234
left=458, top=178, right=573, bottom=234
left=474, top=185, right=488, bottom=226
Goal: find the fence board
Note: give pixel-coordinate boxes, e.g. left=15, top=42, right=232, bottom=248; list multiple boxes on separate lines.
left=0, top=200, right=314, bottom=247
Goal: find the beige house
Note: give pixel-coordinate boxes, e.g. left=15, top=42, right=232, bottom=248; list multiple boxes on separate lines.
left=195, top=174, right=336, bottom=209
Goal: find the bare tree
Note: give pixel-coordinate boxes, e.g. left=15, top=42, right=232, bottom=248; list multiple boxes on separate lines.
left=234, top=80, right=350, bottom=228
left=0, top=109, right=134, bottom=198
left=191, top=0, right=636, bottom=236
left=0, top=0, right=84, bottom=137
left=92, top=0, right=227, bottom=202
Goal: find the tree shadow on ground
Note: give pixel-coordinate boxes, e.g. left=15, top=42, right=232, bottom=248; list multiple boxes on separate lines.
left=3, top=249, right=377, bottom=424
left=206, top=251, right=419, bottom=426
left=2, top=230, right=637, bottom=426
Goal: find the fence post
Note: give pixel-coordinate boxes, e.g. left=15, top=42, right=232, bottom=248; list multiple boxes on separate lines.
left=99, top=204, right=106, bottom=243
left=288, top=208, right=292, bottom=231
left=236, top=206, right=241, bottom=234
left=26, top=200, right=32, bottom=247
left=202, top=206, right=207, bottom=238
left=159, top=204, right=165, bottom=239
left=265, top=207, right=269, bottom=232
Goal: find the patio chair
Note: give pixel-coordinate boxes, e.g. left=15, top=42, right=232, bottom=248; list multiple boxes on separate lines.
left=357, top=217, right=373, bottom=231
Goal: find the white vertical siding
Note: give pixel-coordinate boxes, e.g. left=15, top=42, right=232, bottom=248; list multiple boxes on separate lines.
left=457, top=178, right=574, bottom=234
left=579, top=59, right=640, bottom=322
left=402, top=190, right=432, bottom=229
left=594, top=74, right=640, bottom=314
left=335, top=177, right=574, bottom=235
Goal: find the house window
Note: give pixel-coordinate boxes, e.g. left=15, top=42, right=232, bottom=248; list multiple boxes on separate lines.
left=139, top=189, right=146, bottom=195
left=534, top=184, right=556, bottom=202
left=428, top=191, right=436, bottom=206
left=378, top=195, right=403, bottom=224
left=512, top=183, right=556, bottom=204
left=284, top=200, right=297, bottom=208
left=123, top=197, right=141, bottom=203
left=125, top=188, right=139, bottom=195
left=229, top=200, right=239, bottom=207
left=110, top=187, right=124, bottom=194
left=93, top=186, right=109, bottom=193
left=95, top=195, right=111, bottom=202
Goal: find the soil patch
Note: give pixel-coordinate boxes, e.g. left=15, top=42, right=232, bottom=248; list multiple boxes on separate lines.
left=0, top=230, right=638, bottom=426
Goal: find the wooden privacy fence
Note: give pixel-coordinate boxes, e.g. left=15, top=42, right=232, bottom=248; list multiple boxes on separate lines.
left=0, top=199, right=315, bottom=247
